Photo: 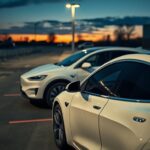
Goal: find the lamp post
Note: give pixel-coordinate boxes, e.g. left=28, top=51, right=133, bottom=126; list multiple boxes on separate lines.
left=34, top=22, right=40, bottom=42
left=66, top=3, right=80, bottom=51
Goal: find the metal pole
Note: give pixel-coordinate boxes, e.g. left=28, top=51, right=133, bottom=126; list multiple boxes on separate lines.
left=34, top=23, right=37, bottom=42
left=71, top=7, right=75, bottom=51
left=66, top=3, right=80, bottom=51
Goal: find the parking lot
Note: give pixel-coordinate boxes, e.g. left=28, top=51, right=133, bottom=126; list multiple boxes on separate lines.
left=0, top=49, right=72, bottom=150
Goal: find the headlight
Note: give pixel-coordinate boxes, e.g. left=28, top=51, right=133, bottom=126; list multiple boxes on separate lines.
left=28, top=75, right=47, bottom=81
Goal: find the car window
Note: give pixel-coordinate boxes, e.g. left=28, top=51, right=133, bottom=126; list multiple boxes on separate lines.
left=84, top=54, right=97, bottom=66
left=116, top=62, right=150, bottom=100
left=96, top=52, right=110, bottom=66
left=77, top=50, right=136, bottom=69
left=81, top=63, right=124, bottom=96
left=58, top=48, right=100, bottom=67
left=78, top=52, right=110, bottom=68
left=81, top=61, right=150, bottom=101
left=94, top=50, right=137, bottom=67
left=57, top=50, right=92, bottom=66
left=109, top=50, right=136, bottom=60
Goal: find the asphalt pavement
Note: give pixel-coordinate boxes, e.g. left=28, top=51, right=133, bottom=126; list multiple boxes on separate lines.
left=0, top=68, right=60, bottom=150
left=0, top=49, right=73, bottom=150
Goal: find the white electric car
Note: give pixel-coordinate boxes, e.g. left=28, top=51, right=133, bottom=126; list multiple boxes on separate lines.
left=53, top=54, right=150, bottom=150
left=20, top=47, right=149, bottom=107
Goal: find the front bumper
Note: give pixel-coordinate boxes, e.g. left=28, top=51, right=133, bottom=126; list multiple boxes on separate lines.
left=20, top=77, right=45, bottom=100
left=20, top=87, right=28, bottom=99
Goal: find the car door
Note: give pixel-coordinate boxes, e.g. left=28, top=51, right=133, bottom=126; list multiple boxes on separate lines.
left=98, top=61, right=150, bottom=150
left=69, top=64, right=123, bottom=150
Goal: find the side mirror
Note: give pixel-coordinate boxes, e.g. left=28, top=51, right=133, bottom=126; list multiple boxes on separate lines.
left=66, top=81, right=80, bottom=92
left=81, top=62, right=91, bottom=69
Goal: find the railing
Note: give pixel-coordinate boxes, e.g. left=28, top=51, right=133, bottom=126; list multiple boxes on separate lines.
left=0, top=46, right=71, bottom=61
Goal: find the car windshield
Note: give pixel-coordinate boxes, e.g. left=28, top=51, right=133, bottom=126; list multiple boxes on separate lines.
left=57, top=48, right=99, bottom=66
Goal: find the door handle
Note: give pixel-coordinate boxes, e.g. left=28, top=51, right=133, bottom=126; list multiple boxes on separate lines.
left=93, top=105, right=101, bottom=110
left=133, top=117, right=146, bottom=123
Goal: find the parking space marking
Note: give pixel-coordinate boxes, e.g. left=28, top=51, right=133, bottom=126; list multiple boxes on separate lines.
left=4, top=93, right=21, bottom=97
left=9, top=118, right=53, bottom=124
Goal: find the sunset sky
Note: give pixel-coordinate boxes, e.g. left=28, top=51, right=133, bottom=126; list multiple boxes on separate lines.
left=0, top=0, right=150, bottom=43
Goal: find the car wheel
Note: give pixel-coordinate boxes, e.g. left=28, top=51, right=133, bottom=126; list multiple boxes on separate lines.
left=44, top=82, right=67, bottom=108
left=53, top=104, right=68, bottom=149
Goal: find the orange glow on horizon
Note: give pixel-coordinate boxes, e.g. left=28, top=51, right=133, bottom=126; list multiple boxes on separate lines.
left=0, top=26, right=142, bottom=43
left=0, top=33, right=114, bottom=43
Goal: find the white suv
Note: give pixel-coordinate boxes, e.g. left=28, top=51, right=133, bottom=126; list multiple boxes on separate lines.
left=20, top=47, right=149, bottom=107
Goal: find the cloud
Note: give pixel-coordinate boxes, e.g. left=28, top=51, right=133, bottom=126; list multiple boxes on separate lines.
left=0, top=16, right=149, bottom=34
left=81, top=16, right=150, bottom=27
left=0, top=0, right=63, bottom=9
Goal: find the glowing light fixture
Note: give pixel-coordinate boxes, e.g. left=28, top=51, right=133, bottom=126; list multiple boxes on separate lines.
left=66, top=3, right=80, bottom=51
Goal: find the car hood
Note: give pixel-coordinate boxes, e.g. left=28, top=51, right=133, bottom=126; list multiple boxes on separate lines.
left=22, top=64, right=65, bottom=78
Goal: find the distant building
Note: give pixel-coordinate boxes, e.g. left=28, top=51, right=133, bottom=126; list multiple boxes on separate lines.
left=143, top=25, right=150, bottom=50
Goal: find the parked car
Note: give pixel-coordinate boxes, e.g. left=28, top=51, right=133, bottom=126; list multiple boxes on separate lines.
left=78, top=42, right=94, bottom=50
left=53, top=54, right=150, bottom=150
left=20, top=47, right=149, bottom=107
left=0, top=38, right=15, bottom=48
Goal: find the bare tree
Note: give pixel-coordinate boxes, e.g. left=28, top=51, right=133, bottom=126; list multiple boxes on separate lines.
left=125, top=25, right=135, bottom=40
left=47, top=32, right=56, bottom=44
left=114, top=26, right=126, bottom=41
left=77, top=34, right=83, bottom=42
left=114, top=25, right=135, bottom=41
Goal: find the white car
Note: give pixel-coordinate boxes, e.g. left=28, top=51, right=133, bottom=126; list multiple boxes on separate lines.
left=20, top=47, right=149, bottom=107
left=53, top=54, right=150, bottom=150
left=78, top=42, right=94, bottom=50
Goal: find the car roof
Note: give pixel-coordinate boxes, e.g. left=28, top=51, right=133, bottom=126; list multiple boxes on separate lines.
left=105, top=54, right=150, bottom=65
left=70, top=47, right=150, bottom=68
left=84, top=53, right=150, bottom=83
left=82, top=46, right=150, bottom=54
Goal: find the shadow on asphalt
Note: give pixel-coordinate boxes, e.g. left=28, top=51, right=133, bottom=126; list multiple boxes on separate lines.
left=29, top=100, right=75, bottom=150
left=29, top=99, right=50, bottom=109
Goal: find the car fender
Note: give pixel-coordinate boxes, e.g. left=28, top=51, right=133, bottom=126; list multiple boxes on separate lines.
left=37, top=73, right=77, bottom=99
left=53, top=91, right=75, bottom=146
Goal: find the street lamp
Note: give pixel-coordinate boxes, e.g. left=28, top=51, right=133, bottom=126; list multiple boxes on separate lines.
left=34, top=22, right=40, bottom=42
left=66, top=3, right=80, bottom=51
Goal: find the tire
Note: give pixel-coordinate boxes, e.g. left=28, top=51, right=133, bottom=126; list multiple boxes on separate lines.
left=53, top=104, right=69, bottom=149
left=44, top=82, right=67, bottom=108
